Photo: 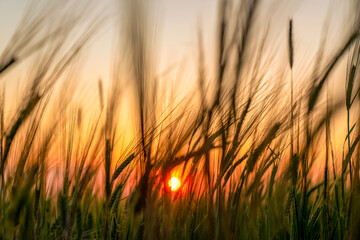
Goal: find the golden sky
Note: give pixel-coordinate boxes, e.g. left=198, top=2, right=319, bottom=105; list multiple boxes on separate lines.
left=0, top=0, right=356, bottom=157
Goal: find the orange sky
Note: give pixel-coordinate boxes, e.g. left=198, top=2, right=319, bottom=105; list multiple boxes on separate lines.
left=0, top=0, right=356, bottom=162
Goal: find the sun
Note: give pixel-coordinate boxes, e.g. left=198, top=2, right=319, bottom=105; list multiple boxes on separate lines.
left=168, top=176, right=181, bottom=192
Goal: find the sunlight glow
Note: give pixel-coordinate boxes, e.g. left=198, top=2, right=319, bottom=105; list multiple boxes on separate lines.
left=168, top=177, right=181, bottom=192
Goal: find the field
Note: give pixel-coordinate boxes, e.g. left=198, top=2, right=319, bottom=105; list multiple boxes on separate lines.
left=0, top=0, right=360, bottom=239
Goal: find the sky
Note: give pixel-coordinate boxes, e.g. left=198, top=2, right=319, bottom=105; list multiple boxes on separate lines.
left=0, top=0, right=356, bottom=153
left=0, top=0, right=351, bottom=88
left=0, top=0, right=358, bottom=186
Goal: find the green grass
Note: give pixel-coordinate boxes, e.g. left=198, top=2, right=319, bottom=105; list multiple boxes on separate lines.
left=1, top=0, right=360, bottom=239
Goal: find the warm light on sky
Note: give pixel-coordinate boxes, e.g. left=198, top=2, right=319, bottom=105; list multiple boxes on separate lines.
left=0, top=0, right=355, bottom=162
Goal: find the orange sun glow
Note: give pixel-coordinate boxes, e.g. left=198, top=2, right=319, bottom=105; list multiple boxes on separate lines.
left=168, top=177, right=181, bottom=192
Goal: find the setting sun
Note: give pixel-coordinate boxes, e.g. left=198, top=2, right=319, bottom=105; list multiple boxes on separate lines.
left=168, top=177, right=181, bottom=192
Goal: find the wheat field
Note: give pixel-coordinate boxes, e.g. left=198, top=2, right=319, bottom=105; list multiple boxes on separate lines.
left=0, top=0, right=360, bottom=239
